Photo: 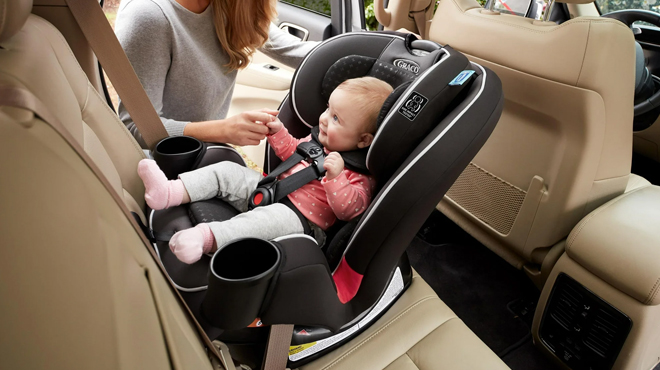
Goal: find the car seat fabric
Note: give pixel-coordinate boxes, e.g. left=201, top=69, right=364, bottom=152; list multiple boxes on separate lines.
left=270, top=33, right=503, bottom=306
left=147, top=33, right=503, bottom=357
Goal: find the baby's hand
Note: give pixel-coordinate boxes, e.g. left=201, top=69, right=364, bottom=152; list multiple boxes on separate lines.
left=324, top=152, right=344, bottom=180
left=266, top=117, right=283, bottom=135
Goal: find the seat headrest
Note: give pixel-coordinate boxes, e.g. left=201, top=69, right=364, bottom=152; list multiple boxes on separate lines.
left=0, top=0, right=32, bottom=43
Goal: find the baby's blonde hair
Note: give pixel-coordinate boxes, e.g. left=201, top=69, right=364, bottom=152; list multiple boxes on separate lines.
left=335, top=77, right=393, bottom=133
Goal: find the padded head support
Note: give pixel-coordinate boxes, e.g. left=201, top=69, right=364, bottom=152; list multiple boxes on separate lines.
left=0, top=0, right=32, bottom=43
left=283, top=33, right=471, bottom=182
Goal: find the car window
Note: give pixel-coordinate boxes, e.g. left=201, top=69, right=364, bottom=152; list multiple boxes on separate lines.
left=597, top=0, right=660, bottom=14
left=486, top=0, right=548, bottom=19
left=280, top=0, right=331, bottom=17
left=598, top=0, right=660, bottom=28
left=102, top=0, right=121, bottom=110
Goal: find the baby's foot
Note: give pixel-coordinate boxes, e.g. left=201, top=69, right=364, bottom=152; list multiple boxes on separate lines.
left=138, top=159, right=186, bottom=210
left=169, top=223, right=216, bottom=264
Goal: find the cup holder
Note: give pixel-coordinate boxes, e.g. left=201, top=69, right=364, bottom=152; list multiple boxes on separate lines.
left=152, top=136, right=203, bottom=179
left=202, top=238, right=281, bottom=329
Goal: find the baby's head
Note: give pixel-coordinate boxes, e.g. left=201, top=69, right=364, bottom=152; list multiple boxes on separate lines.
left=318, top=76, right=393, bottom=152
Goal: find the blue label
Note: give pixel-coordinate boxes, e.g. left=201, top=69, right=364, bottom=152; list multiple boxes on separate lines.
left=449, top=70, right=476, bottom=86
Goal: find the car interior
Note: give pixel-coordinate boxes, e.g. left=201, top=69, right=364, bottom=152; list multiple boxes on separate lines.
left=1, top=0, right=660, bottom=370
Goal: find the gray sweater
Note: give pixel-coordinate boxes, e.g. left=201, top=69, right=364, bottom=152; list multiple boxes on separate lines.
left=115, top=0, right=318, bottom=145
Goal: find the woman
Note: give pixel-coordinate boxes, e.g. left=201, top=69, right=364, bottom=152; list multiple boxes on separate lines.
left=115, top=0, right=318, bottom=147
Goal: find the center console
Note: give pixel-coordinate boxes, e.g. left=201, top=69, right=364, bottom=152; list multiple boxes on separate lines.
left=532, top=185, right=660, bottom=370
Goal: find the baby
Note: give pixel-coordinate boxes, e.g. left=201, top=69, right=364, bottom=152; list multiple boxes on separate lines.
left=138, top=76, right=393, bottom=264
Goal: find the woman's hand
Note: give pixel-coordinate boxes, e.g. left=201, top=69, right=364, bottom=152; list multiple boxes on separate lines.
left=183, top=108, right=279, bottom=146
left=323, top=152, right=344, bottom=180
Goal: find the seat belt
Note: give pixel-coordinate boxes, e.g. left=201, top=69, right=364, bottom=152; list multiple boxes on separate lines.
left=0, top=85, right=232, bottom=370
left=409, top=0, right=433, bottom=40
left=63, top=0, right=168, bottom=150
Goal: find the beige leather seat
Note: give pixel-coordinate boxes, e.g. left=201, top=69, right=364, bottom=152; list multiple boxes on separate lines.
left=429, top=0, right=640, bottom=269
left=0, top=1, right=510, bottom=368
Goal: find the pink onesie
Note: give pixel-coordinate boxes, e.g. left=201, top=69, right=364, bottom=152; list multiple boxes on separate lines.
left=267, top=127, right=376, bottom=230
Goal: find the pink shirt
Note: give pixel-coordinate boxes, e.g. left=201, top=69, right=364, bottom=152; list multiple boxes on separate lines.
left=267, top=128, right=376, bottom=230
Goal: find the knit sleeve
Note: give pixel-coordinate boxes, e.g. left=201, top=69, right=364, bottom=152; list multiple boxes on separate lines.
left=258, top=23, right=319, bottom=69
left=115, top=0, right=189, bottom=147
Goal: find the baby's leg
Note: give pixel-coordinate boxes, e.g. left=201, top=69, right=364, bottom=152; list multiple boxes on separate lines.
left=207, top=203, right=305, bottom=247
left=169, top=204, right=304, bottom=264
left=179, top=161, right=262, bottom=212
left=138, top=160, right=261, bottom=211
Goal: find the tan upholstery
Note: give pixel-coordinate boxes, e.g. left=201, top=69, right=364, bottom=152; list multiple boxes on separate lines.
left=299, top=271, right=509, bottom=370
left=431, top=0, right=635, bottom=266
left=533, top=255, right=660, bottom=370
left=0, top=0, right=32, bottom=42
left=0, top=3, right=511, bottom=369
left=0, top=10, right=147, bottom=222
left=0, top=109, right=212, bottom=370
left=566, top=186, right=660, bottom=306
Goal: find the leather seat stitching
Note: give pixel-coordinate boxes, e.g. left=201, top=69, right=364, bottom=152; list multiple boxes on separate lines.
left=319, top=296, right=446, bottom=370
left=646, top=277, right=660, bottom=305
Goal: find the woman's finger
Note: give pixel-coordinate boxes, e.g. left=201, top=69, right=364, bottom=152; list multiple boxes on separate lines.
left=245, top=121, right=270, bottom=135
left=243, top=111, right=276, bottom=123
left=258, top=108, right=280, bottom=115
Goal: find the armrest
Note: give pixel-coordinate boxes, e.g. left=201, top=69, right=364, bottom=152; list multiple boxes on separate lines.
left=566, top=185, right=660, bottom=306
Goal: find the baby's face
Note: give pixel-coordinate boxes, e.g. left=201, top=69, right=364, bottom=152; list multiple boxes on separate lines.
left=318, top=88, right=373, bottom=152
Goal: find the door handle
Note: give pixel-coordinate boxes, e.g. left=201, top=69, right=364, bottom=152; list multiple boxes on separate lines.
left=279, top=22, right=309, bottom=41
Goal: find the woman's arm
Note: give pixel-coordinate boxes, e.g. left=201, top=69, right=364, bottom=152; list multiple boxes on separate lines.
left=115, top=0, right=189, bottom=147
left=258, top=23, right=320, bottom=69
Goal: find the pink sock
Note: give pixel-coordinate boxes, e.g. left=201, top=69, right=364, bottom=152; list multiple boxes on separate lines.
left=169, top=223, right=216, bottom=264
left=137, top=159, right=187, bottom=210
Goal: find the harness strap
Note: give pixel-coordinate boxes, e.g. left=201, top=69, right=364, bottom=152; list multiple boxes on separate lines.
left=251, top=138, right=327, bottom=209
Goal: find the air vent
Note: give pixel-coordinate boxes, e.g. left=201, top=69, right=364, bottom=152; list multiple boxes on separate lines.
left=550, top=284, right=582, bottom=330
left=585, top=308, right=627, bottom=357
left=539, top=273, right=632, bottom=370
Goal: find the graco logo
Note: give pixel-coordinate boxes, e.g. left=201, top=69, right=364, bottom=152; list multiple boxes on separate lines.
left=393, top=59, right=421, bottom=74
left=398, top=92, right=428, bottom=121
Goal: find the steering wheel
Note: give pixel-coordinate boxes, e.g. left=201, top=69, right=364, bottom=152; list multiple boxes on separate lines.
left=603, top=10, right=660, bottom=130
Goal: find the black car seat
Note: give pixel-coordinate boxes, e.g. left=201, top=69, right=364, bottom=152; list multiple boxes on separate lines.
left=149, top=31, right=504, bottom=365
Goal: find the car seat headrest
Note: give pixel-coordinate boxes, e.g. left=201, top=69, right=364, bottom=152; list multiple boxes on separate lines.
left=0, top=0, right=33, bottom=43
left=320, top=55, right=416, bottom=101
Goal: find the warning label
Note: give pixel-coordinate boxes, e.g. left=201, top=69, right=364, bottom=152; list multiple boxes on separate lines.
left=289, top=342, right=317, bottom=356
left=398, top=92, right=428, bottom=121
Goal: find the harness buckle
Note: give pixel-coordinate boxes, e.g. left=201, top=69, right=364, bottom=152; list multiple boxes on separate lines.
left=297, top=141, right=326, bottom=180
left=248, top=181, right=276, bottom=210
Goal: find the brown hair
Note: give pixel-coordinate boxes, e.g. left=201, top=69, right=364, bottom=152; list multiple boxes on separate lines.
left=211, top=0, right=277, bottom=71
left=335, top=77, right=393, bottom=133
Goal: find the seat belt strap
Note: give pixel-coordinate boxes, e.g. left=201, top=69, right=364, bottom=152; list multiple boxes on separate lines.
left=262, top=324, right=294, bottom=370
left=63, top=0, right=168, bottom=150
left=0, top=85, right=231, bottom=370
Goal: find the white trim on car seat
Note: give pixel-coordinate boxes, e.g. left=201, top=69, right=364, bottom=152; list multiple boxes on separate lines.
left=288, top=267, right=404, bottom=361
left=291, top=32, right=406, bottom=128
left=149, top=209, right=210, bottom=292
left=273, top=233, right=318, bottom=245
left=334, top=63, right=488, bottom=274
left=366, top=47, right=451, bottom=167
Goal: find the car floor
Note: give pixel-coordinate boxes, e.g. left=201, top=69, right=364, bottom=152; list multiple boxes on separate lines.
left=409, top=210, right=562, bottom=370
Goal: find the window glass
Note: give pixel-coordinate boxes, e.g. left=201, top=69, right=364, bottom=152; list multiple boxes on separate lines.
left=280, top=0, right=331, bottom=17
left=102, top=0, right=121, bottom=109
left=597, top=0, right=660, bottom=15
left=492, top=0, right=530, bottom=16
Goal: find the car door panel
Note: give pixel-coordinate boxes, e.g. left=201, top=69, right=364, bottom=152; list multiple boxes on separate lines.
left=230, top=1, right=334, bottom=169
